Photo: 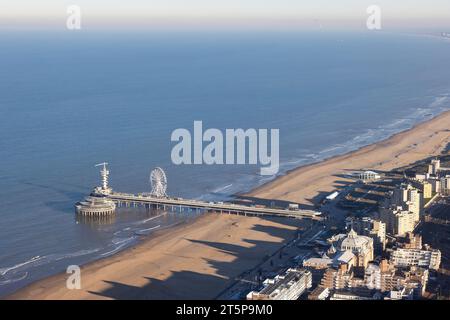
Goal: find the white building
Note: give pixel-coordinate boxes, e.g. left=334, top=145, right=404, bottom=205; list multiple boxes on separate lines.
left=365, top=263, right=382, bottom=290
left=359, top=170, right=381, bottom=182
left=390, top=247, right=441, bottom=271
left=385, top=287, right=414, bottom=300
left=428, top=159, right=441, bottom=175
left=330, top=291, right=382, bottom=300
left=247, top=269, right=312, bottom=300
left=326, top=191, right=340, bottom=201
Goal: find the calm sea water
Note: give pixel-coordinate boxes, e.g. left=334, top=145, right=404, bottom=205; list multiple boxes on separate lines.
left=0, top=30, right=449, bottom=296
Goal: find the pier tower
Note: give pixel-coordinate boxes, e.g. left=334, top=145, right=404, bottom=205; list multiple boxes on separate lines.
left=94, top=162, right=112, bottom=195
left=75, top=162, right=116, bottom=216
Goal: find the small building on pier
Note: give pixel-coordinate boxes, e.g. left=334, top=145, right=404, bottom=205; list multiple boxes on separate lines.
left=359, top=171, right=381, bottom=183
left=75, top=195, right=116, bottom=216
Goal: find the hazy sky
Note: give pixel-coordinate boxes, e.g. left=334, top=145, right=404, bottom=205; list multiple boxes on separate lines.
left=1, top=0, right=450, bottom=30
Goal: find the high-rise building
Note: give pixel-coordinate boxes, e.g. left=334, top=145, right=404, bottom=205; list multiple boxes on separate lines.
left=381, top=206, right=416, bottom=236
left=391, top=183, right=422, bottom=222
left=429, top=177, right=441, bottom=193
left=428, top=159, right=441, bottom=175
left=440, top=175, right=450, bottom=196
left=422, top=181, right=432, bottom=199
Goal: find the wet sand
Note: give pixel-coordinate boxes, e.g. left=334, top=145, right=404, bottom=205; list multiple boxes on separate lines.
left=8, top=110, right=450, bottom=300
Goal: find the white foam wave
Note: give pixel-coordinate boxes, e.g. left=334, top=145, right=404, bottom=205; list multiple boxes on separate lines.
left=101, top=236, right=137, bottom=257
left=0, top=248, right=101, bottom=285
left=135, top=225, right=161, bottom=235
left=0, top=272, right=28, bottom=285
left=212, top=184, right=233, bottom=193
left=134, top=213, right=166, bottom=225
left=111, top=237, right=134, bottom=245
left=225, top=94, right=450, bottom=196
left=0, top=256, right=42, bottom=276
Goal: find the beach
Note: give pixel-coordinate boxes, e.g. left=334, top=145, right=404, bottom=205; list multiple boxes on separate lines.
left=8, top=110, right=450, bottom=300
left=7, top=214, right=306, bottom=300
left=248, top=110, right=450, bottom=206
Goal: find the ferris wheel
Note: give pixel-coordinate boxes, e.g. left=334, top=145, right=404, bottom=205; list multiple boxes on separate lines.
left=150, top=167, right=168, bottom=198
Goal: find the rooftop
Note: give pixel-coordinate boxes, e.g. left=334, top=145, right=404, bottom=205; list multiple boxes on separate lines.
left=258, top=269, right=310, bottom=297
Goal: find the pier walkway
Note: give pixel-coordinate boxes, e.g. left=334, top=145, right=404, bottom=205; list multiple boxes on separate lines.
left=106, top=192, right=323, bottom=220
left=76, top=164, right=323, bottom=221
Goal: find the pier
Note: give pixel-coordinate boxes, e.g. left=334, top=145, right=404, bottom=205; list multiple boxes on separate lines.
left=75, top=163, right=323, bottom=221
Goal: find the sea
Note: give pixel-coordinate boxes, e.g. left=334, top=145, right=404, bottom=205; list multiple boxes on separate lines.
left=0, top=29, right=449, bottom=296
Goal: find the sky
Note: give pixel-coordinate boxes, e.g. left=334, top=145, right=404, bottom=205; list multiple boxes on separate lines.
left=1, top=0, right=450, bottom=30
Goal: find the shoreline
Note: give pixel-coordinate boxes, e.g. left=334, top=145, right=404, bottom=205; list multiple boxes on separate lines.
left=246, top=109, right=450, bottom=206
left=4, top=215, right=203, bottom=299
left=6, top=109, right=450, bottom=300
left=236, top=107, right=449, bottom=200
left=7, top=213, right=306, bottom=300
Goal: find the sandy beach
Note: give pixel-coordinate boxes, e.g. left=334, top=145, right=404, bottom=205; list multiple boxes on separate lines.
left=248, top=110, right=450, bottom=206
left=7, top=214, right=306, bottom=300
left=8, top=110, right=450, bottom=300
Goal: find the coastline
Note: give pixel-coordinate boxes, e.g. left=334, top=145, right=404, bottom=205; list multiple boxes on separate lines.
left=246, top=109, right=450, bottom=206
left=7, top=213, right=306, bottom=300
left=6, top=109, right=450, bottom=300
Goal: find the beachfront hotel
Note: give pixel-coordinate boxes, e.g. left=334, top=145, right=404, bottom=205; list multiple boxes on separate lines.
left=246, top=269, right=312, bottom=300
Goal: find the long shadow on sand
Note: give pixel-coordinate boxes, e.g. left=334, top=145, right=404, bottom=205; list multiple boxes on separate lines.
left=87, top=216, right=311, bottom=300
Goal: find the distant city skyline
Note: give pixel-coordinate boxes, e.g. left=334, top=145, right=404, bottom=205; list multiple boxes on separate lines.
left=1, top=0, right=450, bottom=30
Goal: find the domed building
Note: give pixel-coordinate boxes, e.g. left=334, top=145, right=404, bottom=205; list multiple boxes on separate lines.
left=331, top=229, right=374, bottom=268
